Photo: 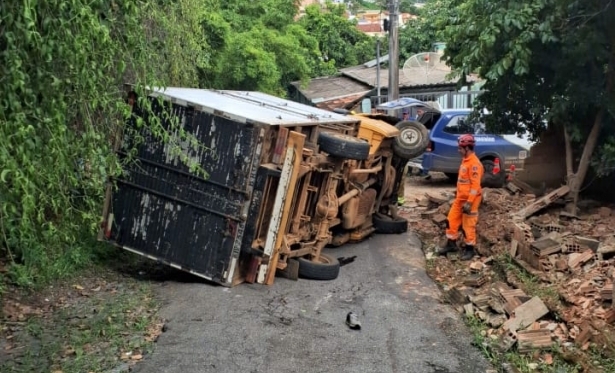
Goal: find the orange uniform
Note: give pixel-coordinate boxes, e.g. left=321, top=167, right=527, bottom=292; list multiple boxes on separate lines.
left=446, top=153, right=484, bottom=245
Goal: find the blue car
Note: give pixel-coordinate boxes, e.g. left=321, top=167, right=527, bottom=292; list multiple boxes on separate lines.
left=376, top=98, right=534, bottom=186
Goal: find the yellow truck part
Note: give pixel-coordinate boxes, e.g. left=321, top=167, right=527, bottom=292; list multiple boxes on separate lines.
left=352, top=114, right=400, bottom=155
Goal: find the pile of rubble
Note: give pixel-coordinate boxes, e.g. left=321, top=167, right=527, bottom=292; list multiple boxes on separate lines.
left=405, top=180, right=615, bottom=359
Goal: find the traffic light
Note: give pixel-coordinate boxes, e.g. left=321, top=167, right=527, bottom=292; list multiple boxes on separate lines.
left=383, top=18, right=389, bottom=32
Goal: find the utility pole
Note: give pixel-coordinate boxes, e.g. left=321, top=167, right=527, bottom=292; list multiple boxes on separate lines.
left=376, top=39, right=381, bottom=105
left=387, top=0, right=400, bottom=102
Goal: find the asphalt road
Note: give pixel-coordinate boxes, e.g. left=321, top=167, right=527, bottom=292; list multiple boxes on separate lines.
left=132, top=232, right=491, bottom=373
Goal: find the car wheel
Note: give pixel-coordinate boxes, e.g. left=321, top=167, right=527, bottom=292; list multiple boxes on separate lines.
left=481, top=159, right=506, bottom=188
left=317, top=132, right=370, bottom=161
left=297, top=253, right=341, bottom=281
left=373, top=213, right=408, bottom=234
left=393, top=121, right=430, bottom=160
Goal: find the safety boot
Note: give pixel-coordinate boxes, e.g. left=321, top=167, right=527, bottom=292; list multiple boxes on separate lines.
left=436, top=239, right=458, bottom=256
left=460, top=245, right=476, bottom=261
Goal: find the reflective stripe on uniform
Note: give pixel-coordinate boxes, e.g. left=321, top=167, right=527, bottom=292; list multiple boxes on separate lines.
left=463, top=211, right=478, bottom=216
left=469, top=189, right=478, bottom=195
left=446, top=233, right=458, bottom=240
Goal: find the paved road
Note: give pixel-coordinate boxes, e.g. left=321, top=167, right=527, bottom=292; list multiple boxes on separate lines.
left=132, top=232, right=491, bottom=373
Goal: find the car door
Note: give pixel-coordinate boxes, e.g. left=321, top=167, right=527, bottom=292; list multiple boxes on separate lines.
left=428, top=113, right=474, bottom=173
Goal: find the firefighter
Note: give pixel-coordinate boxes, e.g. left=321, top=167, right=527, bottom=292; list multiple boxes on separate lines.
left=437, top=134, right=484, bottom=260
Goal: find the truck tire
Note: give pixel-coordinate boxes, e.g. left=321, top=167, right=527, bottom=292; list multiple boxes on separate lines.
left=373, top=213, right=408, bottom=234
left=317, top=132, right=370, bottom=160
left=393, top=121, right=430, bottom=160
left=297, top=253, right=340, bottom=281
left=480, top=159, right=506, bottom=188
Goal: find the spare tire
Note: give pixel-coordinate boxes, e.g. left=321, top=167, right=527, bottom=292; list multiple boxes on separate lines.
left=317, top=132, right=370, bottom=160
left=393, top=121, right=430, bottom=160
left=297, top=253, right=341, bottom=281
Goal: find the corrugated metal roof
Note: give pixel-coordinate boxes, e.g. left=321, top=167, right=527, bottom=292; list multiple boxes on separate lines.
left=290, top=76, right=372, bottom=102
left=149, top=87, right=359, bottom=127
left=340, top=65, right=461, bottom=88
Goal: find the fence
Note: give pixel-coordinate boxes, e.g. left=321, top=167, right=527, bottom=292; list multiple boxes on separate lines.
left=368, top=90, right=483, bottom=111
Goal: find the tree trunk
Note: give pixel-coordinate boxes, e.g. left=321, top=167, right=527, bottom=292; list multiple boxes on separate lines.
left=563, top=126, right=577, bottom=214
left=566, top=56, right=614, bottom=212
left=567, top=109, right=605, bottom=210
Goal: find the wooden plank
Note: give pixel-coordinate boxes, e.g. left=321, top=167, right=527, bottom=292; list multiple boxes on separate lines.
left=510, top=239, right=519, bottom=257
left=503, top=296, right=549, bottom=332
left=568, top=250, right=594, bottom=270
left=264, top=131, right=306, bottom=285
left=513, top=185, right=570, bottom=220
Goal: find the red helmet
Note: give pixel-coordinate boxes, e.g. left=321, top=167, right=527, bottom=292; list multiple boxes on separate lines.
left=458, top=134, right=475, bottom=147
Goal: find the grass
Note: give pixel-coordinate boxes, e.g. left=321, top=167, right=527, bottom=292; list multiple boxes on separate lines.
left=1, top=268, right=163, bottom=373
left=465, top=316, right=583, bottom=373
left=495, top=254, right=561, bottom=306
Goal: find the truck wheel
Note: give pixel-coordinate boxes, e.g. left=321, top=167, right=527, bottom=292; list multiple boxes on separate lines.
left=444, top=173, right=458, bottom=180
left=373, top=214, right=408, bottom=234
left=297, top=253, right=340, bottom=281
left=480, top=159, right=506, bottom=188
left=317, top=132, right=370, bottom=161
left=393, top=121, right=430, bottom=160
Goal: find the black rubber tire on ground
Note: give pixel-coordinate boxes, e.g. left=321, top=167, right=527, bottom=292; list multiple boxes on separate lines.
left=444, top=172, right=458, bottom=181
left=393, top=121, right=430, bottom=160
left=317, top=132, right=370, bottom=161
left=297, top=253, right=341, bottom=281
left=480, top=159, right=506, bottom=188
left=373, top=213, right=408, bottom=234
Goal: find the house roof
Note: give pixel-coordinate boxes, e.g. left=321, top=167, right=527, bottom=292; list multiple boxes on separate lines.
left=340, top=63, right=459, bottom=89
left=290, top=76, right=372, bottom=103
left=356, top=23, right=382, bottom=33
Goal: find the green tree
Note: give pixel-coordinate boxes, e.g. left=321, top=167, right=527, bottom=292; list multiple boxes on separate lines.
left=441, top=0, right=615, bottom=211
left=0, top=0, right=213, bottom=285
left=398, top=0, right=454, bottom=63
left=199, top=0, right=330, bottom=94
left=298, top=3, right=376, bottom=69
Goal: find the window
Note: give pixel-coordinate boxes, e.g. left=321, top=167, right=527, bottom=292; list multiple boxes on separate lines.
left=443, top=115, right=474, bottom=134
left=443, top=115, right=488, bottom=135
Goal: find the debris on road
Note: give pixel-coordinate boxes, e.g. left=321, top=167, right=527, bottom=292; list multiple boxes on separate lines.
left=400, top=175, right=615, bottom=364
left=346, top=312, right=361, bottom=330
left=337, top=256, right=357, bottom=267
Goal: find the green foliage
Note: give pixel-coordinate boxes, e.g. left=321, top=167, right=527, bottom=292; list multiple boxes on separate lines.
left=398, top=0, right=455, bottom=63
left=441, top=0, right=615, bottom=148
left=0, top=0, right=211, bottom=286
left=298, top=3, right=376, bottom=69
left=200, top=0, right=334, bottom=94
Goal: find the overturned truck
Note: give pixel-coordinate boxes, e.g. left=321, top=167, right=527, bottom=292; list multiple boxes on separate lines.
left=100, top=88, right=429, bottom=286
